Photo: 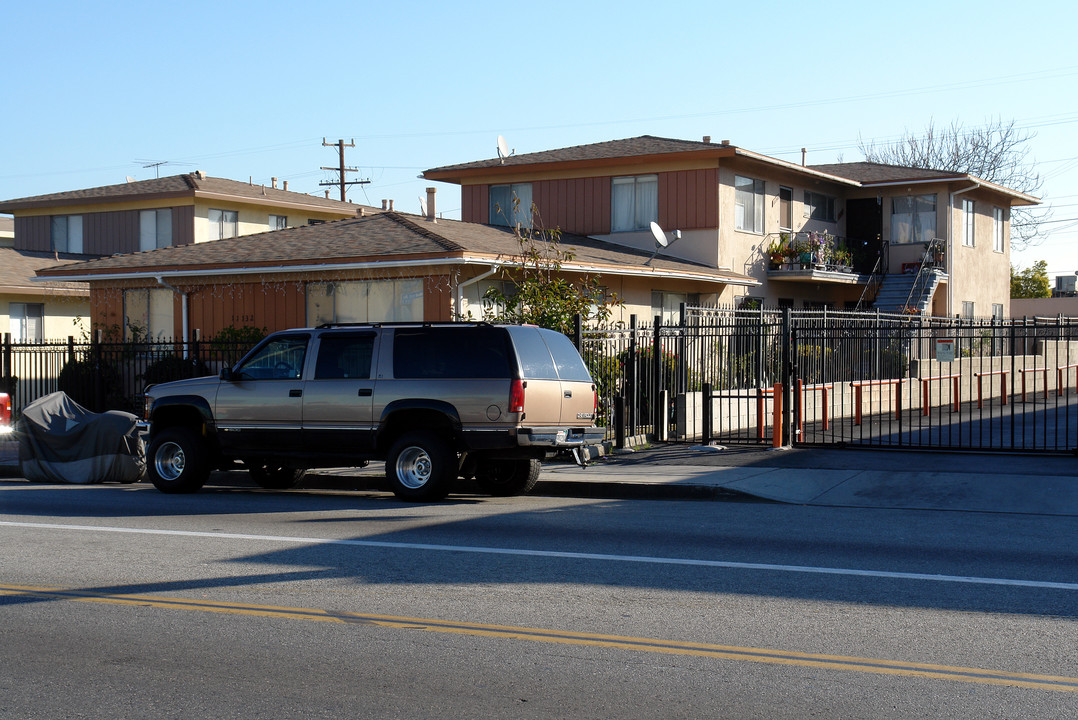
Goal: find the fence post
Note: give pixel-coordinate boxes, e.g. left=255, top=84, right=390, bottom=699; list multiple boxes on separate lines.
left=677, top=302, right=687, bottom=395
left=701, top=382, right=712, bottom=445
left=572, top=313, right=583, bottom=350
left=653, top=315, right=663, bottom=438
left=192, top=328, right=201, bottom=368
left=1, top=333, right=11, bottom=395
left=781, top=308, right=792, bottom=447
left=628, top=315, right=637, bottom=435
left=614, top=395, right=625, bottom=450
left=67, top=336, right=75, bottom=366
left=93, top=328, right=104, bottom=412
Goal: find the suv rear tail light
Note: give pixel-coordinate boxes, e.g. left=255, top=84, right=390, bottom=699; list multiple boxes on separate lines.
left=509, top=379, right=525, bottom=414
left=0, top=393, right=11, bottom=431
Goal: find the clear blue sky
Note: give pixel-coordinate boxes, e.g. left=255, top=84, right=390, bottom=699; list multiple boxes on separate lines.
left=3, top=0, right=1076, bottom=278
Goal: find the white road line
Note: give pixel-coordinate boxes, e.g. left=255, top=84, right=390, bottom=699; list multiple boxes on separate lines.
left=2, top=519, right=1076, bottom=591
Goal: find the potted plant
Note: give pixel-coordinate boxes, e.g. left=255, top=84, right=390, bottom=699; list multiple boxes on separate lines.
left=766, top=235, right=788, bottom=270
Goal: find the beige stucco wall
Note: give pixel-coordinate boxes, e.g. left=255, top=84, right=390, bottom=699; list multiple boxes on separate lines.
left=946, top=196, right=1010, bottom=318
left=1, top=292, right=89, bottom=341
left=1011, top=297, right=1078, bottom=318
left=192, top=201, right=355, bottom=243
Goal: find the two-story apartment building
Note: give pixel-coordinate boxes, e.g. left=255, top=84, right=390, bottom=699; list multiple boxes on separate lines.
left=0, top=172, right=372, bottom=340
left=423, top=135, right=1039, bottom=318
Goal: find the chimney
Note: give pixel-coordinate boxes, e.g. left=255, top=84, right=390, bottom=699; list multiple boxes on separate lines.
left=720, top=139, right=730, bottom=146
left=271, top=177, right=278, bottom=189
left=702, top=136, right=711, bottom=143
left=381, top=200, right=388, bottom=210
left=426, top=187, right=437, bottom=222
left=283, top=180, right=288, bottom=191
left=325, top=190, right=330, bottom=198
left=389, top=199, right=394, bottom=211
left=802, top=148, right=807, bottom=166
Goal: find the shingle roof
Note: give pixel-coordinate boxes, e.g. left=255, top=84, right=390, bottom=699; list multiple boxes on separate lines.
left=425, top=135, right=735, bottom=175
left=0, top=247, right=91, bottom=295
left=0, top=172, right=375, bottom=214
left=34, top=212, right=754, bottom=287
left=807, top=162, right=963, bottom=183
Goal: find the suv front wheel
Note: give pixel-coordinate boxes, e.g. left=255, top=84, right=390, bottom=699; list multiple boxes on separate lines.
left=148, top=427, right=210, bottom=494
left=386, top=431, right=456, bottom=502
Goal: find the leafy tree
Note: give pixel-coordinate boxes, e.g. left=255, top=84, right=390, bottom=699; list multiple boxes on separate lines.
left=860, top=118, right=1046, bottom=249
left=1010, top=260, right=1050, bottom=299
left=480, top=212, right=619, bottom=335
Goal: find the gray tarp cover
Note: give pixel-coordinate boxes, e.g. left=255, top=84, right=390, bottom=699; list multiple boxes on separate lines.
left=18, top=392, right=146, bottom=484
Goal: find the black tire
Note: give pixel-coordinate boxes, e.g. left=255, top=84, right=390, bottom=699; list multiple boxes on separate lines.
left=147, top=427, right=210, bottom=493
left=246, top=461, right=306, bottom=489
left=385, top=431, right=456, bottom=501
left=474, top=458, right=541, bottom=496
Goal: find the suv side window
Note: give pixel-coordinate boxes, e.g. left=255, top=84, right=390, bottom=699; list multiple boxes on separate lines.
left=394, top=327, right=511, bottom=379
left=314, top=333, right=375, bottom=379
left=235, top=334, right=309, bottom=380
left=505, top=326, right=558, bottom=380
left=539, top=329, right=592, bottom=382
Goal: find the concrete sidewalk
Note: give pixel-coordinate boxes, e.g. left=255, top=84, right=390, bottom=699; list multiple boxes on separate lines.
left=3, top=437, right=1077, bottom=516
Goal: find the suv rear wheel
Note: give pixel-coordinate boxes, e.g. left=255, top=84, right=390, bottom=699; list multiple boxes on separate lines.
left=148, top=427, right=210, bottom=494
left=475, top=458, right=541, bottom=496
left=386, top=431, right=456, bottom=502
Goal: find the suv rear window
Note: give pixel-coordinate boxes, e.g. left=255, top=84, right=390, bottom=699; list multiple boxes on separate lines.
left=394, top=327, right=512, bottom=379
left=538, top=328, right=592, bottom=382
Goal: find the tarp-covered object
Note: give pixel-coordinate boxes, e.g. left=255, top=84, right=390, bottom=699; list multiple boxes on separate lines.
left=18, top=392, right=145, bottom=484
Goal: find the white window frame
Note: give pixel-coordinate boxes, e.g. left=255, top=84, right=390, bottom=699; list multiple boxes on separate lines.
left=962, top=199, right=975, bottom=247
left=488, top=183, right=533, bottom=228
left=611, top=175, right=658, bottom=232
left=139, top=209, right=173, bottom=252
left=50, top=215, right=83, bottom=253
left=734, top=176, right=765, bottom=234
left=270, top=214, right=288, bottom=231
left=890, top=194, right=937, bottom=245
left=961, top=301, right=975, bottom=319
left=993, top=207, right=1005, bottom=253
left=992, top=303, right=1004, bottom=321
left=208, top=208, right=239, bottom=240
left=9, top=302, right=44, bottom=342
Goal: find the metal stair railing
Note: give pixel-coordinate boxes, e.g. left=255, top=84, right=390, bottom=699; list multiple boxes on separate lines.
left=902, top=237, right=946, bottom=313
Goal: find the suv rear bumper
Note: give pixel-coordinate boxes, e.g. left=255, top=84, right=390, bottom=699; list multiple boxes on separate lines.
left=517, top=427, right=606, bottom=448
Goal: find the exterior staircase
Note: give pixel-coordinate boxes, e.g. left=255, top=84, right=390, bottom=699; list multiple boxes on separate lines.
left=870, top=269, right=943, bottom=314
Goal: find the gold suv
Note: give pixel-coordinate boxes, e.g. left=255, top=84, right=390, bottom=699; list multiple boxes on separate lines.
left=142, top=323, right=603, bottom=501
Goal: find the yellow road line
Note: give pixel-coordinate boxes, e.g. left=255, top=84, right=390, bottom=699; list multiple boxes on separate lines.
left=4, top=583, right=1076, bottom=693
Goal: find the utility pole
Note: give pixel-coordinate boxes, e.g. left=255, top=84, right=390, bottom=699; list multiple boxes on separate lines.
left=320, top=138, right=369, bottom=202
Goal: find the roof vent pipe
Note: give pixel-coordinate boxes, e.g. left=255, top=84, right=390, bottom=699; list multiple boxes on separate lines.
left=720, top=140, right=730, bottom=146
left=802, top=148, right=807, bottom=166
left=702, top=136, right=711, bottom=143
left=382, top=200, right=387, bottom=210
left=271, top=177, right=277, bottom=189
left=389, top=199, right=394, bottom=211
left=283, top=180, right=288, bottom=191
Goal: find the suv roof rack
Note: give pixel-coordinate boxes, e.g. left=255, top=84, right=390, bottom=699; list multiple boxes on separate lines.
left=315, top=321, right=495, bottom=329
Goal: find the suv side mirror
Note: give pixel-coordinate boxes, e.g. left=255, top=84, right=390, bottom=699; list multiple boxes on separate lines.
left=220, top=367, right=235, bottom=382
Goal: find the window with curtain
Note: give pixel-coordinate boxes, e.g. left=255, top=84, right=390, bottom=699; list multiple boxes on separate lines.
left=611, top=175, right=658, bottom=232
left=139, top=209, right=173, bottom=251
left=306, top=279, right=424, bottom=326
left=734, top=176, right=765, bottom=233
left=993, top=207, right=1005, bottom=252
left=9, top=302, right=44, bottom=342
left=208, top=209, right=239, bottom=240
left=488, top=184, right=533, bottom=228
left=779, top=187, right=793, bottom=230
left=270, top=214, right=288, bottom=230
left=890, top=194, right=936, bottom=244
left=123, top=288, right=174, bottom=341
left=50, top=215, right=83, bottom=253
left=962, top=199, right=975, bottom=247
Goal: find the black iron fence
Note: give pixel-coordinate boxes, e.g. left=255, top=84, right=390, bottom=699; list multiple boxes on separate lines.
left=1, top=334, right=258, bottom=416
left=579, top=307, right=1078, bottom=454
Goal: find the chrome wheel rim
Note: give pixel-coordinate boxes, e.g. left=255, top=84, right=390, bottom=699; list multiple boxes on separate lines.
left=154, top=441, right=185, bottom=481
left=395, top=446, right=432, bottom=489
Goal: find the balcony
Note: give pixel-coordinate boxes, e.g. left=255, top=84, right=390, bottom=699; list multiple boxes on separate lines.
left=763, top=232, right=869, bottom=284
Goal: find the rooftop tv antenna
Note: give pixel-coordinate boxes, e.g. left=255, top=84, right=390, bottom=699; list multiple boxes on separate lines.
left=497, top=135, right=515, bottom=164
left=644, top=221, right=681, bottom=265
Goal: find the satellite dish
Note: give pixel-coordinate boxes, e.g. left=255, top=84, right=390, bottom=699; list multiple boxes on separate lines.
left=125, top=176, right=135, bottom=183
left=419, top=196, right=428, bottom=216
left=497, top=135, right=514, bottom=164
left=650, top=221, right=669, bottom=248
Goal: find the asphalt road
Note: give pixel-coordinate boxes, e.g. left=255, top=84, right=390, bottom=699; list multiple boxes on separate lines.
left=2, top=479, right=1077, bottom=718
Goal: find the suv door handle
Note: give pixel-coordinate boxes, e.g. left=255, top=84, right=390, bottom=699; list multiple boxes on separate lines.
left=289, top=389, right=302, bottom=398
left=564, top=390, right=573, bottom=398
left=358, top=388, right=373, bottom=397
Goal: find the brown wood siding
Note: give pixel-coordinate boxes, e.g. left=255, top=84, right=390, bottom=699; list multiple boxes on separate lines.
left=184, top=281, right=306, bottom=337
left=13, top=216, right=50, bottom=251
left=658, top=169, right=717, bottom=230
left=461, top=185, right=488, bottom=224
left=83, top=210, right=139, bottom=255
left=532, top=178, right=611, bottom=234
left=172, top=205, right=195, bottom=246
